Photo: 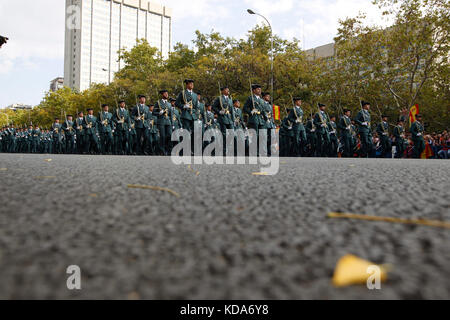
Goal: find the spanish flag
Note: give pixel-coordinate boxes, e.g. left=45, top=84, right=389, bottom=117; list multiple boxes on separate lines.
left=273, top=105, right=281, bottom=121
left=409, top=104, right=419, bottom=128
left=421, top=142, right=434, bottom=159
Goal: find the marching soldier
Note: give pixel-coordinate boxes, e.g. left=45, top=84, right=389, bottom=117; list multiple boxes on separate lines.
left=132, top=95, right=149, bottom=155
left=145, top=104, right=159, bottom=155
left=154, top=90, right=173, bottom=156
left=51, top=118, right=62, bottom=154
left=376, top=115, right=391, bottom=158
left=128, top=115, right=137, bottom=155
left=280, top=112, right=293, bottom=157
left=393, top=119, right=406, bottom=158
left=338, top=109, right=353, bottom=158
left=25, top=125, right=33, bottom=153
left=176, top=79, right=199, bottom=134
left=98, top=104, right=114, bottom=154
left=213, top=86, right=235, bottom=153
left=169, top=98, right=182, bottom=153
left=262, top=92, right=276, bottom=155
left=305, top=116, right=317, bottom=157
left=356, top=101, right=373, bottom=158
left=74, top=112, right=85, bottom=154
left=62, top=115, right=75, bottom=154
left=328, top=115, right=338, bottom=157
left=410, top=114, right=425, bottom=158
left=113, top=100, right=130, bottom=155
left=243, top=84, right=267, bottom=155
left=288, top=97, right=306, bottom=157
left=31, top=124, right=41, bottom=153
left=83, top=108, right=100, bottom=154
left=314, top=103, right=331, bottom=157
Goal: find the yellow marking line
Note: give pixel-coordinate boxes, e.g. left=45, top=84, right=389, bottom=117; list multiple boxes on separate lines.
left=328, top=212, right=450, bottom=229
left=127, top=184, right=180, bottom=198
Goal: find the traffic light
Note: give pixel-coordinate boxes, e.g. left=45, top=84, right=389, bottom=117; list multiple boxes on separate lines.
left=0, top=36, right=9, bottom=48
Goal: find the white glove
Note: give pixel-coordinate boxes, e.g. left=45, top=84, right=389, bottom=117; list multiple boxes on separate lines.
left=288, top=127, right=292, bottom=130
left=184, top=105, right=190, bottom=109
left=159, top=110, right=164, bottom=115
left=362, top=122, right=368, bottom=126
left=322, top=124, right=327, bottom=128
left=220, top=110, right=225, bottom=115
left=417, top=133, right=422, bottom=136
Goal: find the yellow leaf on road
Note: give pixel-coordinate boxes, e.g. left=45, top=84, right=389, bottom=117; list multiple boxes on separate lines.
left=44, top=159, right=52, bottom=162
left=252, top=172, right=269, bottom=176
left=127, top=184, right=180, bottom=198
left=332, top=254, right=388, bottom=287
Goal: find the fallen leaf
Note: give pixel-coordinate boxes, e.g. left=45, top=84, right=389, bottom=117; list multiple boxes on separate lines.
left=0, top=168, right=7, bottom=171
left=127, top=184, right=180, bottom=198
left=89, top=193, right=98, bottom=198
left=34, top=176, right=57, bottom=180
left=127, top=292, right=140, bottom=300
left=44, top=159, right=52, bottom=162
left=252, top=172, right=269, bottom=176
left=328, top=212, right=450, bottom=229
left=332, top=254, right=388, bottom=287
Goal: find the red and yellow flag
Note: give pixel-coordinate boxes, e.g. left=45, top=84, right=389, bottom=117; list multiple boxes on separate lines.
left=421, top=142, right=434, bottom=159
left=409, top=104, right=419, bottom=128
left=273, top=105, right=281, bottom=121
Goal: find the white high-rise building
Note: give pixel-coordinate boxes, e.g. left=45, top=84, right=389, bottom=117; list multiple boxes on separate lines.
left=64, top=0, right=172, bottom=91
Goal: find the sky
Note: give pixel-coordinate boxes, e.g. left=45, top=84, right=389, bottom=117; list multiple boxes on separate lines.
left=0, top=0, right=388, bottom=108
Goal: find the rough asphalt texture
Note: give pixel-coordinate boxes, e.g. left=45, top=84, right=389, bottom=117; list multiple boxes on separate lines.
left=0, top=154, right=449, bottom=300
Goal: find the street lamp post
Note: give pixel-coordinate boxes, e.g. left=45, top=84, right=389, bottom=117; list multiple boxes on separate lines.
left=247, top=9, right=274, bottom=108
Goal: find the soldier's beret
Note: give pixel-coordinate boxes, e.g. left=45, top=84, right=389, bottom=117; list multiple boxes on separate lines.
left=318, top=103, right=326, bottom=108
left=54, top=118, right=59, bottom=120
left=251, top=84, right=261, bottom=90
left=78, top=111, right=84, bottom=115
left=262, top=92, right=270, bottom=97
left=361, top=101, right=370, bottom=106
left=149, top=104, right=154, bottom=107
left=343, top=108, right=350, bottom=113
left=102, top=104, right=109, bottom=108
left=159, top=90, right=168, bottom=94
left=220, top=86, right=229, bottom=91
left=67, top=115, right=73, bottom=118
left=397, top=119, right=404, bottom=123
left=196, top=91, right=202, bottom=95
left=382, top=115, right=388, bottom=118
left=184, top=79, right=194, bottom=84
left=169, top=98, right=176, bottom=102
left=416, top=114, right=422, bottom=118
left=233, top=99, right=239, bottom=104
left=293, top=97, right=302, bottom=101
left=87, top=108, right=93, bottom=111
left=138, top=94, right=146, bottom=99
left=118, top=100, right=125, bottom=104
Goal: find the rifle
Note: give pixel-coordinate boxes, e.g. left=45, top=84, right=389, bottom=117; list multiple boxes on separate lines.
left=181, top=80, right=193, bottom=115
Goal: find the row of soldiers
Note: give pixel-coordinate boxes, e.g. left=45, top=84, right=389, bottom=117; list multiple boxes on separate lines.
left=1, top=79, right=426, bottom=158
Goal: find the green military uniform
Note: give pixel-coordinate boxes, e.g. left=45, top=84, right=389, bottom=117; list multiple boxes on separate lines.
left=280, top=115, right=294, bottom=157
left=213, top=95, right=235, bottom=137
left=305, top=118, right=317, bottom=157
left=128, top=117, right=137, bottom=155
left=98, top=110, right=114, bottom=154
left=355, top=108, right=373, bottom=157
left=145, top=111, right=159, bottom=155
left=31, top=127, right=41, bottom=153
left=288, top=104, right=306, bottom=156
left=74, top=115, right=85, bottom=154
left=338, top=115, right=353, bottom=158
left=132, top=103, right=150, bottom=154
left=313, top=108, right=330, bottom=157
left=83, top=114, right=99, bottom=154
left=376, top=120, right=391, bottom=158
left=154, top=98, right=173, bottom=155
left=410, top=120, right=425, bottom=158
left=176, top=89, right=199, bottom=133
left=113, top=106, right=130, bottom=155
left=51, top=122, right=62, bottom=154
left=393, top=123, right=406, bottom=159
left=328, top=119, right=338, bottom=157
left=62, top=120, right=75, bottom=154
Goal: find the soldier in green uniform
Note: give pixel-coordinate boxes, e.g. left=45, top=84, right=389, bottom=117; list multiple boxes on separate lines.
left=288, top=97, right=306, bottom=157
left=376, top=115, right=391, bottom=158
left=280, top=111, right=294, bottom=157
left=169, top=98, right=182, bottom=154
left=338, top=109, right=354, bottom=158
left=176, top=79, right=199, bottom=155
left=355, top=101, right=373, bottom=158
left=74, top=112, right=85, bottom=154
left=132, top=95, right=149, bottom=155
left=305, top=116, right=317, bottom=157
left=328, top=115, right=338, bottom=157
left=314, top=103, right=331, bottom=157
left=31, top=124, right=41, bottom=153
left=128, top=112, right=137, bottom=155
left=243, top=84, right=266, bottom=155
left=213, top=86, right=235, bottom=153
left=154, top=90, right=173, bottom=156
left=51, top=118, right=62, bottom=154
left=145, top=104, right=159, bottom=155
left=62, top=115, right=75, bottom=154
left=98, top=104, right=114, bottom=154
left=83, top=108, right=100, bottom=154
left=41, top=129, right=50, bottom=153
left=410, top=114, right=425, bottom=158
left=25, top=125, right=33, bottom=153
left=393, top=119, right=406, bottom=158
left=233, top=99, right=246, bottom=155
left=262, top=92, right=276, bottom=156
left=113, top=100, right=130, bottom=155
left=8, top=124, right=16, bottom=153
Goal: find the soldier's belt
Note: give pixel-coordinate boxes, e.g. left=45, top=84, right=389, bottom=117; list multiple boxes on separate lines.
left=77, top=126, right=83, bottom=130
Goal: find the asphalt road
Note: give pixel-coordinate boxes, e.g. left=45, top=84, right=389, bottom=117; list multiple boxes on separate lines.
left=0, top=154, right=449, bottom=299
